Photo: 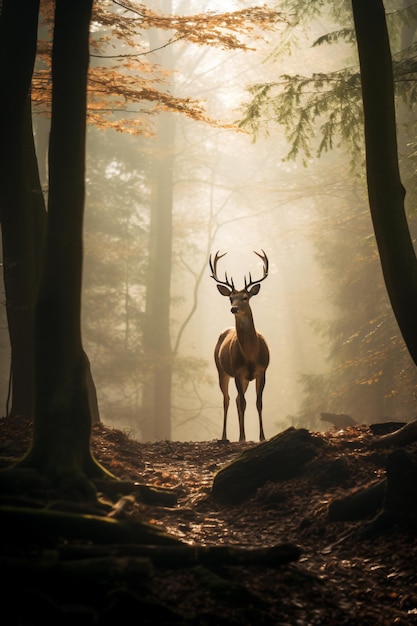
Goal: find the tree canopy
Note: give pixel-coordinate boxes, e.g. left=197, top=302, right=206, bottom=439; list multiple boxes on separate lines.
left=239, top=0, right=417, bottom=164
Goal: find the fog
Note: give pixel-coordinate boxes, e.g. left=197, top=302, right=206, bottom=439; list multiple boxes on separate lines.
left=1, top=0, right=416, bottom=441
left=168, top=133, right=330, bottom=440
left=84, top=2, right=354, bottom=440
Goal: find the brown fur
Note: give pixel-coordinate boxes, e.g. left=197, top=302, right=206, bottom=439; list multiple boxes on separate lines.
left=214, top=287, right=269, bottom=442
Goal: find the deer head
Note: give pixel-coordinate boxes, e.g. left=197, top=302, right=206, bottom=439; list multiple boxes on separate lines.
left=209, top=250, right=269, bottom=315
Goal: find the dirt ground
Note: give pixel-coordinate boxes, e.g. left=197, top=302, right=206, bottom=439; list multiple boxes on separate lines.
left=1, top=415, right=417, bottom=625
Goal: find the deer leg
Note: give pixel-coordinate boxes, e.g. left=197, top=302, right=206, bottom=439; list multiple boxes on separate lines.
left=256, top=373, right=266, bottom=441
left=218, top=372, right=230, bottom=440
left=235, top=378, right=249, bottom=442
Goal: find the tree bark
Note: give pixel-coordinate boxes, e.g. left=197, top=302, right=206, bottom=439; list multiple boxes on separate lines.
left=369, top=418, right=417, bottom=448
left=142, top=110, right=174, bottom=441
left=328, top=479, right=386, bottom=522
left=59, top=542, right=301, bottom=568
left=212, top=428, right=320, bottom=504
left=351, top=0, right=417, bottom=365
left=1, top=504, right=181, bottom=546
left=142, top=7, right=175, bottom=441
left=20, top=0, right=109, bottom=491
left=0, top=0, right=45, bottom=418
left=383, top=448, right=417, bottom=525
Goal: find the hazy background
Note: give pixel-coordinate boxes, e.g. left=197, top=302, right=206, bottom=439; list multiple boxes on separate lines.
left=1, top=0, right=416, bottom=441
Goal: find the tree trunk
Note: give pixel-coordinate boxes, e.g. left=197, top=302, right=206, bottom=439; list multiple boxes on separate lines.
left=142, top=111, right=174, bottom=441
left=351, top=0, right=417, bottom=366
left=142, top=7, right=175, bottom=441
left=21, top=0, right=109, bottom=491
left=0, top=0, right=44, bottom=418
left=0, top=3, right=100, bottom=425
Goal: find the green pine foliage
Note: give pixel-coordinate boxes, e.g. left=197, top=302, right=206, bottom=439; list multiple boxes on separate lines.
left=241, top=0, right=417, bottom=429
left=294, top=197, right=417, bottom=429
left=239, top=1, right=417, bottom=164
left=240, top=70, right=364, bottom=164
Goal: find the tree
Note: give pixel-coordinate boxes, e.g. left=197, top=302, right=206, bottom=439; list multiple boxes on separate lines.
left=82, top=128, right=149, bottom=429
left=239, top=0, right=417, bottom=425
left=1, top=0, right=281, bottom=437
left=0, top=1, right=100, bottom=424
left=239, top=1, right=417, bottom=164
left=0, top=0, right=46, bottom=418
left=18, top=0, right=111, bottom=492
left=352, top=0, right=417, bottom=367
left=141, top=2, right=176, bottom=441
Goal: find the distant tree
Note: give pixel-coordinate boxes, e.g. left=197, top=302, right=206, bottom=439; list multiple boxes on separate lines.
left=295, top=192, right=417, bottom=426
left=82, top=128, right=149, bottom=429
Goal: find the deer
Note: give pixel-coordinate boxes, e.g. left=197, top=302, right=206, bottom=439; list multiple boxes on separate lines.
left=209, top=250, right=270, bottom=442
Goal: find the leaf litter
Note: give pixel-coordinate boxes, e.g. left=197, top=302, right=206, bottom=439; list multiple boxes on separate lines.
left=1, top=415, right=416, bottom=625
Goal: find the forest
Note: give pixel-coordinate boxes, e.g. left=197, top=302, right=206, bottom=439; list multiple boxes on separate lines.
left=1, top=0, right=417, bottom=624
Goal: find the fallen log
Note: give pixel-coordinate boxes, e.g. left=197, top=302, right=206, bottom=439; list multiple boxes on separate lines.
left=368, top=422, right=406, bottom=436
left=329, top=448, right=417, bottom=536
left=320, top=413, right=357, bottom=429
left=93, top=478, right=178, bottom=507
left=212, top=427, right=321, bottom=504
left=3, top=554, right=152, bottom=584
left=58, top=541, right=302, bottom=568
left=328, top=479, right=386, bottom=521
left=369, top=419, right=417, bottom=448
left=0, top=504, right=182, bottom=546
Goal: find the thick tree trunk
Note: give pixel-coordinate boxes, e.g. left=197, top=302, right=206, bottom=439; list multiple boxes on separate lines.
left=0, top=1, right=44, bottom=418
left=0, top=3, right=99, bottom=425
left=352, top=0, right=417, bottom=365
left=21, top=0, right=109, bottom=490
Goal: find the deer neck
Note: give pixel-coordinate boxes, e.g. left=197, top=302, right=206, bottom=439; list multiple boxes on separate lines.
left=235, top=311, right=258, bottom=358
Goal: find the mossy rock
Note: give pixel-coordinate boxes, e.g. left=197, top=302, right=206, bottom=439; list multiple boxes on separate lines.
left=212, top=427, right=320, bottom=504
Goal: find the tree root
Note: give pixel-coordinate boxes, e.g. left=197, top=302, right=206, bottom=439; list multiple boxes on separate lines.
left=0, top=504, right=182, bottom=546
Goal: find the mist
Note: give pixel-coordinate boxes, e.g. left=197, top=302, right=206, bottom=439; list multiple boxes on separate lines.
left=1, top=0, right=416, bottom=441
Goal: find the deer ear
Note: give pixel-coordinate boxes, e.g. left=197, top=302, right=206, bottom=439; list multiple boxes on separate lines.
left=248, top=284, right=261, bottom=297
left=217, top=284, right=232, bottom=297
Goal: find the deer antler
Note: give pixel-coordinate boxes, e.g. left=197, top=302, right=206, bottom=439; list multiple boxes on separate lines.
left=244, top=250, right=269, bottom=291
left=209, top=251, right=235, bottom=290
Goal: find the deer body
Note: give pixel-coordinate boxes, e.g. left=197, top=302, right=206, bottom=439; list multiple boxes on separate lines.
left=210, top=251, right=270, bottom=442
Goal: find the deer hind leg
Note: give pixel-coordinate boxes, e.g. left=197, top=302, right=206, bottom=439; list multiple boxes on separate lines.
left=235, top=377, right=249, bottom=442
left=256, top=373, right=266, bottom=441
left=218, top=371, right=230, bottom=440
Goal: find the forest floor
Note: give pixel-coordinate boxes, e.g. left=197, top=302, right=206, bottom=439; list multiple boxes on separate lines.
left=1, top=415, right=417, bottom=625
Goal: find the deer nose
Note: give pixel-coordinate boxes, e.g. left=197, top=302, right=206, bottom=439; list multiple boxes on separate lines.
left=231, top=306, right=239, bottom=314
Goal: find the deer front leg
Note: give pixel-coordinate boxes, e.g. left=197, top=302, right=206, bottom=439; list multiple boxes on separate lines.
left=219, top=373, right=230, bottom=440
left=256, top=373, right=266, bottom=441
left=235, top=378, right=248, bottom=442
